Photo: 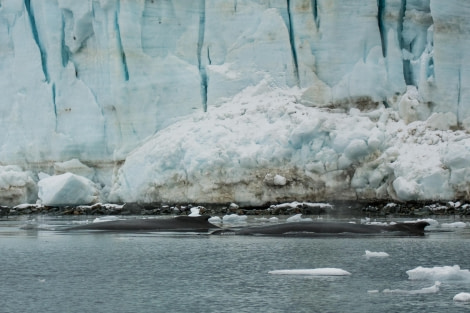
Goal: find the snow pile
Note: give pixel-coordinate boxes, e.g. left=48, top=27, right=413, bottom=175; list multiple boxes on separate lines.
left=268, top=268, right=351, bottom=276
left=382, top=281, right=441, bottom=295
left=453, top=292, right=470, bottom=302
left=406, top=265, right=470, bottom=281
left=109, top=77, right=470, bottom=205
left=364, top=250, right=389, bottom=258
left=38, top=173, right=99, bottom=206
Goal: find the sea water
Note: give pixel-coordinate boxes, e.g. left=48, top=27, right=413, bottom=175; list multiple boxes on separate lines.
left=1, top=216, right=470, bottom=313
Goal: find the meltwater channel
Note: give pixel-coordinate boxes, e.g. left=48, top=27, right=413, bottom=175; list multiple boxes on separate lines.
left=1, top=215, right=470, bottom=313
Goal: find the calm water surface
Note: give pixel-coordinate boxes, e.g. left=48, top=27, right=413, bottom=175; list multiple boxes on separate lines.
left=1, top=215, right=470, bottom=313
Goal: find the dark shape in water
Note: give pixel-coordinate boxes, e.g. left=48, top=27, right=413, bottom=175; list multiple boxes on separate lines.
left=64, top=215, right=219, bottom=232
left=212, top=221, right=430, bottom=236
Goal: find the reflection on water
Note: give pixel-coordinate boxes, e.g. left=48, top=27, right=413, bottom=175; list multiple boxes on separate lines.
left=1, top=215, right=470, bottom=313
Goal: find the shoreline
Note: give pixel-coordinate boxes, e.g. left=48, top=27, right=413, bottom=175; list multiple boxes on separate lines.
left=2, top=200, right=470, bottom=218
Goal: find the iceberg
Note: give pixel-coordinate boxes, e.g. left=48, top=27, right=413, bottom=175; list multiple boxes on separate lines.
left=0, top=1, right=469, bottom=205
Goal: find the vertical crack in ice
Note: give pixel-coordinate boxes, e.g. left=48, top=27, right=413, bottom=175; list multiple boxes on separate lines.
left=234, top=0, right=237, bottom=13
left=398, top=0, right=412, bottom=85
left=377, top=0, right=386, bottom=57
left=457, top=68, right=461, bottom=124
left=311, top=0, right=319, bottom=30
left=286, top=0, right=300, bottom=86
left=60, top=12, right=70, bottom=67
left=197, top=0, right=208, bottom=112
left=51, top=83, right=58, bottom=132
left=207, top=47, right=212, bottom=65
left=115, top=2, right=129, bottom=81
left=24, top=0, right=49, bottom=82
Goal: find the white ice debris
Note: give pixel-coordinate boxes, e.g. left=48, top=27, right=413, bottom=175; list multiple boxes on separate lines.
left=38, top=173, right=99, bottom=206
left=382, top=281, right=441, bottom=295
left=440, top=222, right=467, bottom=228
left=268, top=268, right=351, bottom=276
left=453, top=292, right=470, bottom=302
left=189, top=207, right=201, bottom=217
left=222, top=214, right=248, bottom=225
left=286, top=214, right=313, bottom=223
left=93, top=216, right=120, bottom=223
left=364, top=250, right=389, bottom=258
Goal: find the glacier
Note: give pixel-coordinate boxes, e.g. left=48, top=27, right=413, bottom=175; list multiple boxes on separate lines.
left=0, top=0, right=469, bottom=206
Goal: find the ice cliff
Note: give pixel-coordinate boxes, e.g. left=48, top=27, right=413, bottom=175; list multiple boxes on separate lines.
left=0, top=0, right=469, bottom=206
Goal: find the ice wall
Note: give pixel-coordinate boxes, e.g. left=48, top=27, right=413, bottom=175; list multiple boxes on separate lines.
left=0, top=0, right=469, bottom=205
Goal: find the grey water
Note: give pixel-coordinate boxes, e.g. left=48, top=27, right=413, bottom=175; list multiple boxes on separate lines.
left=1, top=216, right=470, bottom=313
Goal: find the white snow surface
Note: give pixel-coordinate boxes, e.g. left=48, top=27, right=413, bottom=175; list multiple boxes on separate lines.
left=268, top=268, right=351, bottom=276
left=1, top=1, right=470, bottom=206
left=406, top=265, right=470, bottom=281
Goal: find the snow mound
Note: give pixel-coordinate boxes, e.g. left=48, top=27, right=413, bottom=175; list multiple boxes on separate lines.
left=269, top=268, right=351, bottom=276
left=38, top=173, right=99, bottom=206
left=406, top=265, right=470, bottom=281
left=364, top=250, right=389, bottom=258
left=453, top=292, right=470, bottom=302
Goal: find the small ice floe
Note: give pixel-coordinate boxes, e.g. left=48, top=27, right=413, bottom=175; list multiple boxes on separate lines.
left=188, top=207, right=201, bottom=217
left=286, top=214, right=313, bottom=222
left=382, top=281, right=441, bottom=295
left=268, top=268, right=351, bottom=276
left=208, top=216, right=222, bottom=225
left=92, top=216, right=120, bottom=223
left=406, top=265, right=470, bottom=281
left=413, top=218, right=439, bottom=227
left=453, top=292, right=470, bottom=302
left=364, top=250, right=389, bottom=258
left=222, top=214, right=247, bottom=224
left=441, top=222, right=467, bottom=228
left=254, top=217, right=279, bottom=223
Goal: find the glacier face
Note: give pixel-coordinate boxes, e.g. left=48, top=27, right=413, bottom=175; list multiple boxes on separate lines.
left=0, top=0, right=469, bottom=205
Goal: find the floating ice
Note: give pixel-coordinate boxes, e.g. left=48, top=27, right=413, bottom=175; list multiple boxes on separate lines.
left=364, top=250, right=389, bottom=258
left=441, top=222, right=467, bottom=228
left=92, top=216, right=120, bottom=223
left=382, top=281, right=441, bottom=295
left=406, top=265, right=470, bottom=281
left=268, top=268, right=351, bottom=276
left=286, top=214, right=313, bottom=223
left=222, top=214, right=248, bottom=224
left=453, top=292, right=470, bottom=302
